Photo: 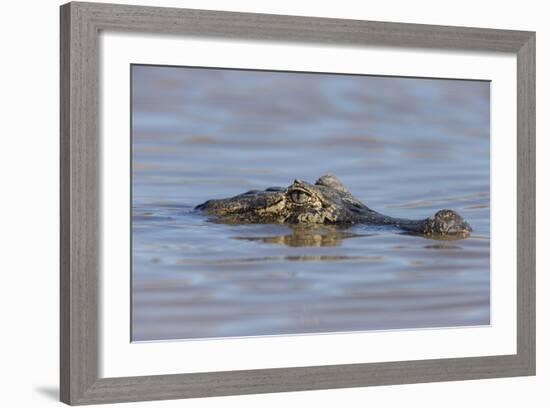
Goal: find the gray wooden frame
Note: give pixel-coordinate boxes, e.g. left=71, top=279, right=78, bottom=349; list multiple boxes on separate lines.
left=60, top=1, right=536, bottom=405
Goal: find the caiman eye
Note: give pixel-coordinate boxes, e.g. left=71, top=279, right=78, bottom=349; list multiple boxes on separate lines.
left=289, top=189, right=311, bottom=204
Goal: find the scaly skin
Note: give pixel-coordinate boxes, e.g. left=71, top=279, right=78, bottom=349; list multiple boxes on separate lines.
left=195, top=174, right=472, bottom=239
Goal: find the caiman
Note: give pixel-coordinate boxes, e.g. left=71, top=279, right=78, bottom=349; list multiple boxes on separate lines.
left=195, top=174, right=472, bottom=239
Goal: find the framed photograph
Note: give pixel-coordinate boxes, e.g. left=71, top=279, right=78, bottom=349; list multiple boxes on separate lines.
left=60, top=1, right=535, bottom=405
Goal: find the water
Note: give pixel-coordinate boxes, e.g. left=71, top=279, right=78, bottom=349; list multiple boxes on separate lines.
left=131, top=65, right=490, bottom=341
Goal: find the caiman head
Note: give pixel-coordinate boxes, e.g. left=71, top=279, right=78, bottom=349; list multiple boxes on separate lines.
left=195, top=174, right=369, bottom=224
left=195, top=174, right=473, bottom=239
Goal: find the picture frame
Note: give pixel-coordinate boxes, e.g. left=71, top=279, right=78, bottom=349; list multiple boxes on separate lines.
left=60, top=1, right=535, bottom=405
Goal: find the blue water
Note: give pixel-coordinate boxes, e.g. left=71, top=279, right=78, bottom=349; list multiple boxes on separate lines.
left=131, top=65, right=490, bottom=341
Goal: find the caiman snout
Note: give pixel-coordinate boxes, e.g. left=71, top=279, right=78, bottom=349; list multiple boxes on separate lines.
left=425, top=209, right=472, bottom=237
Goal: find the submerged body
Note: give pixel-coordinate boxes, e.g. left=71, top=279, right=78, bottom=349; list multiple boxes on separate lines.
left=195, top=174, right=472, bottom=239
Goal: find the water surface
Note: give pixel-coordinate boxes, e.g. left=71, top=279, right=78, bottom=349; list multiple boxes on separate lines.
left=131, top=66, right=490, bottom=341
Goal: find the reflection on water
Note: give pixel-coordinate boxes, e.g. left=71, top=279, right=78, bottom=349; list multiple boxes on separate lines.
left=233, top=225, right=371, bottom=247
left=131, top=66, right=490, bottom=341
